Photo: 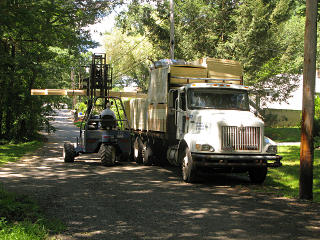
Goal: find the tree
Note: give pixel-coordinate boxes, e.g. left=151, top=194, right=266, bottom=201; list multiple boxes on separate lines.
left=0, top=0, right=119, bottom=141
left=300, top=0, right=318, bottom=201
left=115, top=0, right=239, bottom=60
left=103, top=29, right=155, bottom=92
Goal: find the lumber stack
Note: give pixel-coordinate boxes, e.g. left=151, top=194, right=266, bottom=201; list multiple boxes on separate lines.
left=30, top=89, right=147, bottom=99
left=169, top=58, right=243, bottom=85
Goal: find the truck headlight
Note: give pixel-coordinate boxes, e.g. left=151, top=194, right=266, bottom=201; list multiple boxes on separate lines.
left=195, top=144, right=215, bottom=152
left=266, top=145, right=277, bottom=154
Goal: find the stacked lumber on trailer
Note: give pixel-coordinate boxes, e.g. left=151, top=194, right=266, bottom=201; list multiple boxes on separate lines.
left=30, top=89, right=147, bottom=98
left=169, top=65, right=208, bottom=84
left=206, top=58, right=242, bottom=80
left=169, top=58, right=243, bottom=85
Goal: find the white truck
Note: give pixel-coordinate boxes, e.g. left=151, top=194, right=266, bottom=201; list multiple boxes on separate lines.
left=126, top=58, right=282, bottom=183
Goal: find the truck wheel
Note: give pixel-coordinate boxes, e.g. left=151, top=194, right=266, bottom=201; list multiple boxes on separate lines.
left=181, top=147, right=197, bottom=183
left=63, top=143, right=75, bottom=163
left=99, top=144, right=116, bottom=166
left=134, top=137, right=143, bottom=164
left=142, top=142, right=153, bottom=166
left=248, top=166, right=268, bottom=184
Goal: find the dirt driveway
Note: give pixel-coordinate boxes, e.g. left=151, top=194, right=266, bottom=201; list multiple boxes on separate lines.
left=0, top=109, right=319, bottom=240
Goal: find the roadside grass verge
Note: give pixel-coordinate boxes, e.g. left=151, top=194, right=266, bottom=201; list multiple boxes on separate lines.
left=260, top=145, right=320, bottom=202
left=0, top=141, right=43, bottom=166
left=0, top=187, right=64, bottom=240
left=0, top=140, right=64, bottom=239
left=265, top=127, right=301, bottom=142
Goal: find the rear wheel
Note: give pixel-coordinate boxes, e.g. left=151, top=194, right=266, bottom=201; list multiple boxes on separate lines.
left=99, top=144, right=116, bottom=166
left=63, top=143, right=75, bottom=163
left=181, top=147, right=197, bottom=183
left=248, top=166, right=268, bottom=184
left=134, top=137, right=143, bottom=164
left=142, top=142, right=153, bottom=166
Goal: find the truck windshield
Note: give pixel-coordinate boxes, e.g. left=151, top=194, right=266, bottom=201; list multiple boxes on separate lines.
left=187, top=88, right=249, bottom=111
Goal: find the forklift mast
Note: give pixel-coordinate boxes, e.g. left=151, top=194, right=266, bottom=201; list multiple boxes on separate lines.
left=86, top=53, right=113, bottom=102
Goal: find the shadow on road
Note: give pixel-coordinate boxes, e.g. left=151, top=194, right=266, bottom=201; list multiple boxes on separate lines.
left=0, top=109, right=319, bottom=240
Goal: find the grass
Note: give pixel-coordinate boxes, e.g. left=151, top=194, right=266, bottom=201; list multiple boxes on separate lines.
left=0, top=141, right=43, bottom=166
left=0, top=140, right=64, bottom=239
left=0, top=187, right=64, bottom=240
left=265, top=127, right=301, bottom=142
left=260, top=145, right=320, bottom=202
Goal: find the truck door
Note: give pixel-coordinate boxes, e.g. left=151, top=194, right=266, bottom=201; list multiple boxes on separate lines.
left=167, top=90, right=178, bottom=142
left=176, top=90, right=187, bottom=139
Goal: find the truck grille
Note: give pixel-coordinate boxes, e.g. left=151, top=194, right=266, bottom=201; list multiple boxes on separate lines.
left=222, top=126, right=261, bottom=151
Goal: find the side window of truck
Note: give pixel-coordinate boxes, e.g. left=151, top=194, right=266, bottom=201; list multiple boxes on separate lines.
left=169, top=90, right=178, bottom=109
left=180, top=91, right=186, bottom=111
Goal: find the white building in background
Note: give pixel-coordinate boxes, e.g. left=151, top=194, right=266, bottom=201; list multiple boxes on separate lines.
left=262, top=71, right=320, bottom=127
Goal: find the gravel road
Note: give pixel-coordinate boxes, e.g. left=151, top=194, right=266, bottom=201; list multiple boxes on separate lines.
left=0, top=109, right=319, bottom=240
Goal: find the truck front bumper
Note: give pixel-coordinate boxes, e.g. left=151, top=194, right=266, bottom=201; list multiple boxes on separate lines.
left=191, top=153, right=282, bottom=168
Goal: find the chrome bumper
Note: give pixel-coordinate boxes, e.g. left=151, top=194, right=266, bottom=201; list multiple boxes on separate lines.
left=191, top=153, right=282, bottom=168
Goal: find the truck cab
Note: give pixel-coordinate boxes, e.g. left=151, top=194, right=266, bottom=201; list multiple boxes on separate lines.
left=169, top=83, right=281, bottom=183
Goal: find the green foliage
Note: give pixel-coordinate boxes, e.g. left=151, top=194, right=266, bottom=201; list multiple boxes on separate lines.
left=0, top=0, right=119, bottom=141
left=313, top=96, right=320, bottom=147
left=103, top=29, right=155, bottom=92
left=75, top=101, right=88, bottom=113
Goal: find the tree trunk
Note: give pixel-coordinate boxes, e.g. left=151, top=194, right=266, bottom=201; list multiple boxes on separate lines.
left=299, top=0, right=318, bottom=200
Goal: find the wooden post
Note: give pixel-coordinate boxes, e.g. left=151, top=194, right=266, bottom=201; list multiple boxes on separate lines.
left=170, top=0, right=175, bottom=59
left=300, top=0, right=318, bottom=200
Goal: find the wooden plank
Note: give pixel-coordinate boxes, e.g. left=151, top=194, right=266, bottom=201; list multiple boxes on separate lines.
left=207, top=58, right=242, bottom=79
left=170, top=65, right=207, bottom=78
left=170, top=77, right=241, bottom=85
left=31, top=89, right=147, bottom=99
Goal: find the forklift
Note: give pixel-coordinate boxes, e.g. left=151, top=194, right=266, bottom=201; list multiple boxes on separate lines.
left=63, top=54, right=132, bottom=166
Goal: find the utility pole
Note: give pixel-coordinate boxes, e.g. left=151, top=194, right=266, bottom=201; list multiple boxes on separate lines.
left=71, top=68, right=77, bottom=110
left=300, top=0, right=318, bottom=200
left=170, top=0, right=175, bottom=59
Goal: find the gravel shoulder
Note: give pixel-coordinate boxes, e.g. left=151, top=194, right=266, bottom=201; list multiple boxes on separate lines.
left=0, top=109, right=319, bottom=240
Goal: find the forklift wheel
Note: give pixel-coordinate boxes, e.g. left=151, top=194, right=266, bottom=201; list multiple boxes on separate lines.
left=63, top=143, right=75, bottom=163
left=133, top=137, right=143, bottom=164
left=99, top=144, right=116, bottom=166
left=142, top=142, right=153, bottom=166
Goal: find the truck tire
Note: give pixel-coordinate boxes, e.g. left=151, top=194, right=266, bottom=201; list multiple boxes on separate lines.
left=134, top=137, right=143, bottom=164
left=142, top=142, right=153, bottom=166
left=63, top=143, right=75, bottom=163
left=99, top=144, right=116, bottom=166
left=248, top=166, right=268, bottom=184
left=181, top=147, right=197, bottom=183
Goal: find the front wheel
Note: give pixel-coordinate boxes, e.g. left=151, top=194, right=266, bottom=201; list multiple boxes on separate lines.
left=248, top=166, right=268, bottom=184
left=63, top=143, right=75, bottom=163
left=99, top=144, right=116, bottom=166
left=181, top=147, right=197, bottom=183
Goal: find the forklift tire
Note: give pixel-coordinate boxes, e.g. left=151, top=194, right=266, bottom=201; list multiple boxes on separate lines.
left=133, top=137, right=143, bottom=164
left=142, top=142, right=153, bottom=166
left=248, top=166, right=268, bottom=184
left=63, top=143, right=75, bottom=163
left=181, top=147, right=197, bottom=183
left=100, top=144, right=116, bottom=166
